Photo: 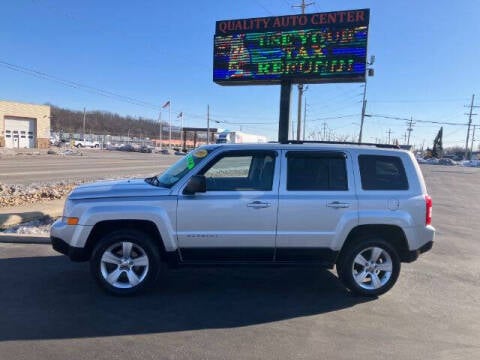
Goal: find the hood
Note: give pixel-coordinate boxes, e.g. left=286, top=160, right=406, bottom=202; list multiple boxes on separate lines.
left=68, top=178, right=171, bottom=200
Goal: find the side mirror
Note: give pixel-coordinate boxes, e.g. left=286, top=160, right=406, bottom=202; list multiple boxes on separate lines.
left=183, top=175, right=206, bottom=195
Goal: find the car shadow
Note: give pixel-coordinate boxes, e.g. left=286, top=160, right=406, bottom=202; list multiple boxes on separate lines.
left=0, top=255, right=374, bottom=341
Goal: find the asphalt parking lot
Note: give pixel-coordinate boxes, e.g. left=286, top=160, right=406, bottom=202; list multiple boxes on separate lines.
left=0, top=164, right=479, bottom=360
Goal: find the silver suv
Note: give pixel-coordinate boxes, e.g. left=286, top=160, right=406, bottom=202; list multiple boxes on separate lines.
left=51, top=143, right=434, bottom=296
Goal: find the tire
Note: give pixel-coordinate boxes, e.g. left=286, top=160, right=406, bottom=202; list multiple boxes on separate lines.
left=90, top=229, right=162, bottom=296
left=76, top=144, right=82, bottom=148
left=337, top=238, right=401, bottom=297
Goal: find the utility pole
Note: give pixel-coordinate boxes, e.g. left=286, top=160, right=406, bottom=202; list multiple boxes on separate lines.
left=359, top=56, right=375, bottom=143
left=470, top=125, right=477, bottom=157
left=82, top=107, right=86, bottom=140
left=359, top=98, right=367, bottom=142
left=293, top=0, right=314, bottom=140
left=292, top=0, right=314, bottom=13
left=207, top=105, right=210, bottom=145
left=464, top=94, right=479, bottom=160
left=302, top=97, right=307, bottom=140
left=406, top=116, right=415, bottom=145
left=386, top=128, right=392, bottom=144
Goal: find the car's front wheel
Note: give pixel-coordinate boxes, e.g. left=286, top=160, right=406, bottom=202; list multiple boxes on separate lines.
left=337, top=238, right=400, bottom=296
left=90, top=229, right=161, bottom=296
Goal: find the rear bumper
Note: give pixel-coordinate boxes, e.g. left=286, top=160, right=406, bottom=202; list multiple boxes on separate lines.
left=402, top=240, right=433, bottom=263
left=51, top=236, right=89, bottom=262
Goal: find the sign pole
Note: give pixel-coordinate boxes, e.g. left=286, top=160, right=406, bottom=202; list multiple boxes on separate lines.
left=278, top=80, right=292, bottom=143
left=207, top=105, right=210, bottom=145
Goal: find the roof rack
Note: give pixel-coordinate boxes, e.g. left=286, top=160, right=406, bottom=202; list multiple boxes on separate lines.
left=276, top=140, right=401, bottom=149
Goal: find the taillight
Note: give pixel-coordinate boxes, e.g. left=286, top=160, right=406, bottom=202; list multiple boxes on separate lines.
left=425, top=195, right=432, bottom=225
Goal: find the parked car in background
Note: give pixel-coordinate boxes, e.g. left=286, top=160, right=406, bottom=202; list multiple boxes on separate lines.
left=462, top=159, right=480, bottom=167
left=74, top=139, right=100, bottom=148
left=118, top=144, right=135, bottom=152
left=139, top=145, right=153, bottom=153
left=438, top=158, right=457, bottom=166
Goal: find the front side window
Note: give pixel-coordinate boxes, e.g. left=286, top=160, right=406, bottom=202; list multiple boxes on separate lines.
left=201, top=151, right=276, bottom=191
left=359, top=155, right=408, bottom=190
left=287, top=152, right=348, bottom=191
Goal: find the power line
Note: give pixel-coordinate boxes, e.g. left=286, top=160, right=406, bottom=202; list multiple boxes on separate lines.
left=308, top=103, right=361, bottom=118
left=309, top=114, right=358, bottom=122
left=214, top=120, right=276, bottom=125
left=307, top=88, right=362, bottom=107
left=184, top=111, right=277, bottom=125
left=207, top=112, right=278, bottom=121
left=282, top=0, right=293, bottom=9
left=369, top=98, right=466, bottom=104
left=368, top=114, right=467, bottom=126
left=0, top=59, right=160, bottom=110
left=253, top=0, right=274, bottom=15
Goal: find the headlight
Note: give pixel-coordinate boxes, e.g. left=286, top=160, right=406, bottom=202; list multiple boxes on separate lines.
left=63, top=199, right=74, bottom=218
left=62, top=199, right=79, bottom=225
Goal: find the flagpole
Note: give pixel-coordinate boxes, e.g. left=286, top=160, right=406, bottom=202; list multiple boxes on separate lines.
left=168, top=101, right=172, bottom=149
left=180, top=113, right=184, bottom=151
left=158, top=109, right=162, bottom=149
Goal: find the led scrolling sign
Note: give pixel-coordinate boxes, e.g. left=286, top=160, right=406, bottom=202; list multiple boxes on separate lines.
left=213, top=9, right=370, bottom=85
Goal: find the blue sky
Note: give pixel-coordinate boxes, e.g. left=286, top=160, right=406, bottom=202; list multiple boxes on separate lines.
left=1, top=0, right=479, bottom=148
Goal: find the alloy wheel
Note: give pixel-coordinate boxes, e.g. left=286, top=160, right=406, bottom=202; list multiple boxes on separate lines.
left=351, top=246, right=393, bottom=290
left=100, top=241, right=150, bottom=289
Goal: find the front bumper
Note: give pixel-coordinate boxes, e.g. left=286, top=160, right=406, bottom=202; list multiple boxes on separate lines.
left=51, top=236, right=90, bottom=262
left=50, top=218, right=93, bottom=262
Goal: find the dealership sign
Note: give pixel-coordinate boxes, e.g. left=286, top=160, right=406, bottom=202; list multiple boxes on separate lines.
left=213, top=9, right=370, bottom=85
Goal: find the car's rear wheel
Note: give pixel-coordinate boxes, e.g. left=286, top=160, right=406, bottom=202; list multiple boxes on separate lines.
left=337, top=238, right=400, bottom=296
left=90, top=229, right=161, bottom=296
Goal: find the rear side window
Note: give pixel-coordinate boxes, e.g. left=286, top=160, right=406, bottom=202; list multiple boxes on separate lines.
left=359, top=155, right=408, bottom=190
left=287, top=152, right=348, bottom=191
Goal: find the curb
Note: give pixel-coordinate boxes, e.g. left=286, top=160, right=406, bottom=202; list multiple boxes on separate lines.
left=0, top=233, right=50, bottom=244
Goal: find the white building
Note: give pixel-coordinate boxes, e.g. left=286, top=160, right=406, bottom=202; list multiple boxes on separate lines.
left=0, top=100, right=51, bottom=149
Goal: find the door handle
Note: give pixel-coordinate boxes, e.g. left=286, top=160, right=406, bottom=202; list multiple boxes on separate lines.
left=327, top=201, right=351, bottom=209
left=247, top=201, right=271, bottom=209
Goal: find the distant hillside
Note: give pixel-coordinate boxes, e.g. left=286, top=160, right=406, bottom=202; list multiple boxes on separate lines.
left=50, top=105, right=166, bottom=138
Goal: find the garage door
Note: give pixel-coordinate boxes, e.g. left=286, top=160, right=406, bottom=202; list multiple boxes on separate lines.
left=4, top=118, right=36, bottom=149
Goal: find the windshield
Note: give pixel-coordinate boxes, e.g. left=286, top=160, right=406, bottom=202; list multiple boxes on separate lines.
left=154, top=148, right=212, bottom=188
